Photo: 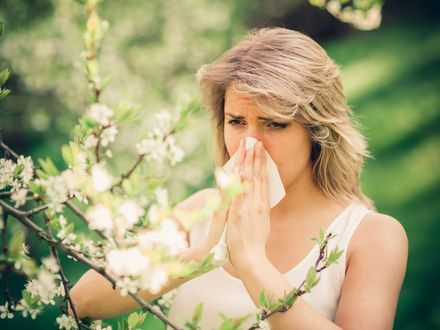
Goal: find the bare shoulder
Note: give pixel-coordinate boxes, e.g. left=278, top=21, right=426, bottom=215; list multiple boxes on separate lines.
left=335, top=211, right=408, bottom=328
left=350, top=211, right=408, bottom=261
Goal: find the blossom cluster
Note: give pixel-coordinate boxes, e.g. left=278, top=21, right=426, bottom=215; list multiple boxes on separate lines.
left=310, top=0, right=382, bottom=30
left=136, top=111, right=185, bottom=166
left=0, top=156, right=34, bottom=206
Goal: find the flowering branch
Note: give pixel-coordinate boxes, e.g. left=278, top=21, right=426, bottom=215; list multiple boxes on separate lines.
left=0, top=198, right=186, bottom=329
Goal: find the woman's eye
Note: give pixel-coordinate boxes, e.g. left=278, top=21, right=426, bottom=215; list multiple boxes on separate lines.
left=228, top=119, right=242, bottom=126
left=227, top=119, right=288, bottom=129
left=267, top=122, right=288, bottom=129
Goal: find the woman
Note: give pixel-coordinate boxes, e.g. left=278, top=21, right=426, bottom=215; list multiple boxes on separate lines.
left=70, top=28, right=408, bottom=329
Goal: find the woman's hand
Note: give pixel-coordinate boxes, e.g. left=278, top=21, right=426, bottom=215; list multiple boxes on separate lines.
left=226, top=138, right=270, bottom=272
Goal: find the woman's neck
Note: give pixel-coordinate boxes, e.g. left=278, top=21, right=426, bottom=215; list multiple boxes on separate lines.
left=270, top=171, right=346, bottom=226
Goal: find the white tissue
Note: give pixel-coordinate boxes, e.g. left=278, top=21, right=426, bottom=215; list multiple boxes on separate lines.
left=211, top=137, right=286, bottom=266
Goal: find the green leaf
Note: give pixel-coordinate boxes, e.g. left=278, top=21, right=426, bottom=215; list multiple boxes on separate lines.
left=97, top=73, right=115, bottom=91
left=0, top=89, right=11, bottom=100
left=13, top=163, right=24, bottom=177
left=305, top=266, right=320, bottom=292
left=127, top=312, right=139, bottom=329
left=114, top=103, right=140, bottom=124
left=36, top=169, right=48, bottom=180
left=117, top=319, right=128, bottom=330
left=192, top=303, right=203, bottom=323
left=28, top=181, right=43, bottom=196
left=326, top=247, right=344, bottom=265
left=310, top=237, right=320, bottom=244
left=8, top=232, right=24, bottom=256
left=0, top=68, right=10, bottom=85
left=259, top=290, right=269, bottom=308
left=137, top=312, right=147, bottom=325
left=319, top=227, right=325, bottom=243
left=61, top=145, right=73, bottom=166
left=38, top=158, right=59, bottom=176
left=0, top=22, right=3, bottom=38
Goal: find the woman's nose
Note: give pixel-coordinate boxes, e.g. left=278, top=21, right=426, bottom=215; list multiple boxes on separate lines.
left=246, top=125, right=263, bottom=143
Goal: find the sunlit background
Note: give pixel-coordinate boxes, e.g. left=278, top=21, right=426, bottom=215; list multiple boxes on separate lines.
left=1, top=0, right=439, bottom=329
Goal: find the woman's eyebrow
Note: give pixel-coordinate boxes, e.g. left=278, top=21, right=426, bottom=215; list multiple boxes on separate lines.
left=224, top=113, right=279, bottom=121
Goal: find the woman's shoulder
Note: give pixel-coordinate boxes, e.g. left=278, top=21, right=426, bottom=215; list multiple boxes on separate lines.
left=348, top=210, right=408, bottom=268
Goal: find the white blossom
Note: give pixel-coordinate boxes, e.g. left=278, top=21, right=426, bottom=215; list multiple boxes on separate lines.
left=106, top=247, right=150, bottom=277
left=88, top=103, right=113, bottom=126
left=25, top=269, right=60, bottom=305
left=91, top=320, right=112, bottom=330
left=101, top=125, right=118, bottom=147
left=15, top=299, right=42, bottom=319
left=86, top=204, right=113, bottom=231
left=118, top=199, right=144, bottom=230
left=155, top=111, right=174, bottom=132
left=136, top=137, right=167, bottom=162
left=258, top=319, right=271, bottom=330
left=35, top=175, right=69, bottom=212
left=0, top=301, right=14, bottom=319
left=11, top=188, right=28, bottom=207
left=56, top=314, right=78, bottom=330
left=0, top=158, right=16, bottom=189
left=166, top=136, right=185, bottom=166
left=115, top=276, right=138, bottom=296
left=211, top=242, right=228, bottom=266
left=157, top=289, right=177, bottom=309
left=139, top=219, right=188, bottom=256
left=214, top=168, right=240, bottom=189
left=84, top=135, right=99, bottom=148
left=155, top=187, right=168, bottom=207
left=42, top=256, right=60, bottom=273
left=17, top=156, right=34, bottom=184
left=91, top=163, right=113, bottom=192
left=148, top=266, right=168, bottom=294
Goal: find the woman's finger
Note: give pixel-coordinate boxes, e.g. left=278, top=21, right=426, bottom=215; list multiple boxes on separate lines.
left=242, top=141, right=254, bottom=184
left=253, top=141, right=264, bottom=201
left=233, top=138, right=246, bottom=176
left=261, top=146, right=269, bottom=209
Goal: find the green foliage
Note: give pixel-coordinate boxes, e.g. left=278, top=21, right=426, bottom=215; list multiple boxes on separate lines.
left=37, top=158, right=60, bottom=177
left=218, top=313, right=251, bottom=330
left=304, top=267, right=320, bottom=293
left=184, top=303, right=203, bottom=330
left=127, top=311, right=147, bottom=330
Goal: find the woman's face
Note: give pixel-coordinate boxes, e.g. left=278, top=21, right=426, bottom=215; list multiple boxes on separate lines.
left=223, top=86, right=313, bottom=190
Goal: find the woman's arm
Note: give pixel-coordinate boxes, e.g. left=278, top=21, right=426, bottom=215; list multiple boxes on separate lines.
left=68, top=188, right=222, bottom=320
left=234, top=212, right=408, bottom=330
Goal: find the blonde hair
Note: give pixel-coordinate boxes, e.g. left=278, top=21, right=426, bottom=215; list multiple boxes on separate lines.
left=196, top=27, right=374, bottom=209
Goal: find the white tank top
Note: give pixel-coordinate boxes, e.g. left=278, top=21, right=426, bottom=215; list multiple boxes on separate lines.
left=167, top=202, right=370, bottom=329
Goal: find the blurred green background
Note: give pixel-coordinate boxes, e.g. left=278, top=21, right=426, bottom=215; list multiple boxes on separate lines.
left=1, top=0, right=439, bottom=329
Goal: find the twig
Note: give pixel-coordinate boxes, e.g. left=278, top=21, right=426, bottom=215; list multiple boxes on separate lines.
left=25, top=204, right=50, bottom=216
left=110, top=128, right=176, bottom=191
left=65, top=201, right=106, bottom=240
left=0, top=140, right=19, bottom=160
left=248, top=233, right=335, bottom=329
left=44, top=214, right=83, bottom=330
left=1, top=212, right=16, bottom=312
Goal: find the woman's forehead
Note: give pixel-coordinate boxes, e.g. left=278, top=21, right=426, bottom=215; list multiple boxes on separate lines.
left=224, top=86, right=295, bottom=121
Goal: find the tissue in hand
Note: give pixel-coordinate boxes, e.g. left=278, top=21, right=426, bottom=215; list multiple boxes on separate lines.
left=211, top=137, right=286, bottom=266
left=222, top=136, right=286, bottom=208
